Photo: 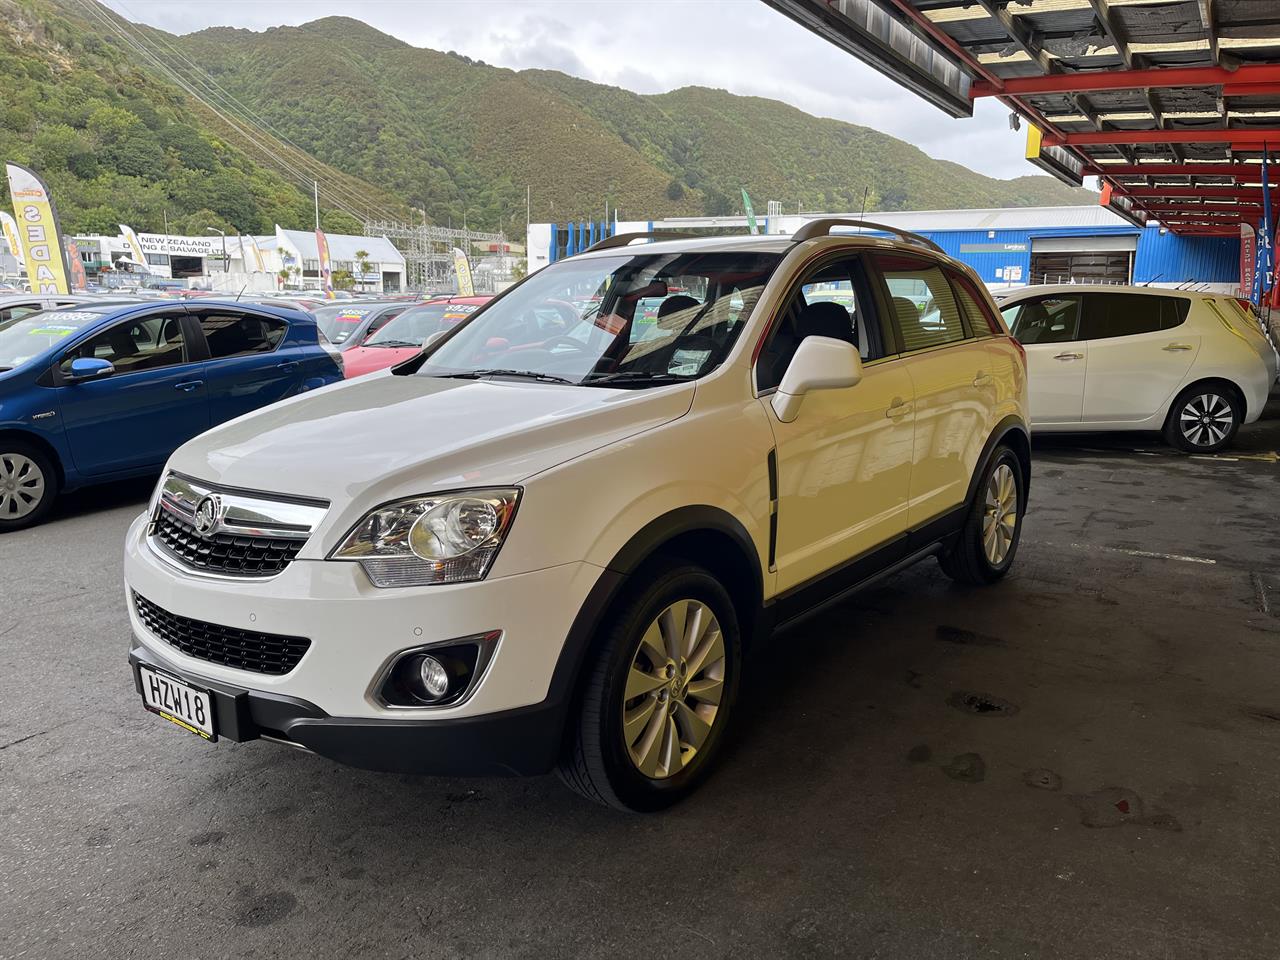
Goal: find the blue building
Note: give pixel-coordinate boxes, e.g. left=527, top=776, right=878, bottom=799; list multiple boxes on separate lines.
left=530, top=205, right=1241, bottom=293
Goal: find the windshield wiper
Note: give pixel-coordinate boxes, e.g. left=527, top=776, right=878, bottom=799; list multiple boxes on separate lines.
left=434, top=368, right=576, bottom=384
left=367, top=340, right=420, bottom=348
left=580, top=371, right=695, bottom=387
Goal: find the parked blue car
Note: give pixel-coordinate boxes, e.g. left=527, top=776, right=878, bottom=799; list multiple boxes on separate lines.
left=0, top=299, right=342, bottom=530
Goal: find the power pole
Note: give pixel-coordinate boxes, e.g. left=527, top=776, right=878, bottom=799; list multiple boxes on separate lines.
left=313, top=181, right=320, bottom=231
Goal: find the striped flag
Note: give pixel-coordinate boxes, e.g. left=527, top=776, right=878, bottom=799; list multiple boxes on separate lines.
left=1254, top=147, right=1274, bottom=305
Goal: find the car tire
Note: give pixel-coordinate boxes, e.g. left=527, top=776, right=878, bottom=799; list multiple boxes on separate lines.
left=0, top=441, right=57, bottom=532
left=939, top=446, right=1024, bottom=586
left=558, top=563, right=742, bottom=812
left=1163, top=384, right=1241, bottom=453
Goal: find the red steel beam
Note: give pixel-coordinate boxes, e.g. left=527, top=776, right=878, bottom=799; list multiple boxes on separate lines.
left=1091, top=163, right=1264, bottom=178
left=971, top=64, right=1280, bottom=98
left=1121, top=186, right=1276, bottom=199
left=1048, top=129, right=1280, bottom=147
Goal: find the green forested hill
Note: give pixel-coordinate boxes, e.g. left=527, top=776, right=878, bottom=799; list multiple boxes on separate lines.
left=4, top=1, right=1093, bottom=237
left=172, top=16, right=1092, bottom=230
left=0, top=0, right=397, bottom=235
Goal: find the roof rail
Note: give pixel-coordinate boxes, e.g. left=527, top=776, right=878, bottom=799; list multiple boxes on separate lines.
left=791, top=218, right=945, bottom=254
left=580, top=231, right=690, bottom=254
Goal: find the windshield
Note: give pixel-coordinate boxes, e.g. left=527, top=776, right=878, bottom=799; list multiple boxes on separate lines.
left=365, top=302, right=481, bottom=347
left=313, top=305, right=375, bottom=343
left=0, top=308, right=116, bottom=370
left=418, top=250, right=781, bottom=385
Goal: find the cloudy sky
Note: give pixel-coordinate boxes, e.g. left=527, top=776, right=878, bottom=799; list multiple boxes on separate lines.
left=102, top=0, right=1034, bottom=181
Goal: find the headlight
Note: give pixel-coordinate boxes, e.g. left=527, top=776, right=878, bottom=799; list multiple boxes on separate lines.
left=329, top=488, right=520, bottom=587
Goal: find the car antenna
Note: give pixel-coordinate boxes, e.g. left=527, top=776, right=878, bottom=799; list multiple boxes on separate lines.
left=235, top=284, right=248, bottom=301
left=1139, top=274, right=1163, bottom=287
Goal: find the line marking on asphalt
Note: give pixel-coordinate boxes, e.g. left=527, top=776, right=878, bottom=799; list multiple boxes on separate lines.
left=1253, top=572, right=1272, bottom=615
left=1067, top=542, right=1218, bottom=565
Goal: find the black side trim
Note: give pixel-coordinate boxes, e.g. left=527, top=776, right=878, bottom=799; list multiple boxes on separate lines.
left=766, top=449, right=779, bottom=571
left=772, top=505, right=966, bottom=626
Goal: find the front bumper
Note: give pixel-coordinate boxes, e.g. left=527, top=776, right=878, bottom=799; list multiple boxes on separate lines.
left=123, top=513, right=603, bottom=720
left=128, top=643, right=564, bottom=775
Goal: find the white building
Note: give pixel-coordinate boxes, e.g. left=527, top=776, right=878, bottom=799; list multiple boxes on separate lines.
left=273, top=229, right=405, bottom=293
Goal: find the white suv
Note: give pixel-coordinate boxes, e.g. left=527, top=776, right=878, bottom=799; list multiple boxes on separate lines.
left=1000, top=285, right=1277, bottom=452
left=124, top=221, right=1030, bottom=811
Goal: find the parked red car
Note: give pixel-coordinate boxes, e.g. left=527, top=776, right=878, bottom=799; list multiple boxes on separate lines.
left=342, top=295, right=492, bottom=377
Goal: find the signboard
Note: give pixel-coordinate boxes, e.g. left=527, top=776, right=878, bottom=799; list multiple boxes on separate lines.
left=138, top=233, right=220, bottom=257
left=960, top=242, right=1029, bottom=254
left=5, top=162, right=70, bottom=294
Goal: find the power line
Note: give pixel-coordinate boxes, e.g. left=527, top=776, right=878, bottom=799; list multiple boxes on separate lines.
left=75, top=0, right=402, bottom=225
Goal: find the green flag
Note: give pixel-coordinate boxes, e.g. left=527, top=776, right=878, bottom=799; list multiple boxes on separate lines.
left=741, top=188, right=759, bottom=235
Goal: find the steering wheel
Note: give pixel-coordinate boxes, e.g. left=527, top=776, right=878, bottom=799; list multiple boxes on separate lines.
left=536, top=335, right=595, bottom=355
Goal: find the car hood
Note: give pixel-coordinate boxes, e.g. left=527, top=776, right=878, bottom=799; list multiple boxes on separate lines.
left=168, top=371, right=694, bottom=516
left=342, top=345, right=419, bottom=379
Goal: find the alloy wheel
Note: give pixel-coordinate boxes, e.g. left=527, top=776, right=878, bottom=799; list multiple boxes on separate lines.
left=621, top=599, right=726, bottom=780
left=1179, top=393, right=1233, bottom=448
left=982, top=462, right=1017, bottom=566
left=0, top=453, right=45, bottom=520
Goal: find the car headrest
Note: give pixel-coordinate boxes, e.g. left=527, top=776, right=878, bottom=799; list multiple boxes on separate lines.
left=655, top=295, right=700, bottom=329
left=891, top=296, right=919, bottom=330
left=793, top=300, right=849, bottom=341
left=160, top=318, right=182, bottom=344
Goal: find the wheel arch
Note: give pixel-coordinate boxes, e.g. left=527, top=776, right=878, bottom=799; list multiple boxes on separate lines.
left=0, top=428, right=65, bottom=493
left=1168, top=376, right=1248, bottom=422
left=544, top=506, right=766, bottom=741
left=968, top=415, right=1031, bottom=505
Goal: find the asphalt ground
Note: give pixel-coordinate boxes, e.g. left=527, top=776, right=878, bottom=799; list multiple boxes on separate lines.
left=2, top=400, right=1279, bottom=959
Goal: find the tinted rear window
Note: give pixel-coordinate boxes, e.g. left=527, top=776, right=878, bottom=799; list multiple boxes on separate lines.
left=1079, top=293, right=1190, bottom=340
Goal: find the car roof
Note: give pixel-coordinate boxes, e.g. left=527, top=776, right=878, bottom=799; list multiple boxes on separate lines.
left=1000, top=284, right=1212, bottom=303
left=567, top=230, right=966, bottom=268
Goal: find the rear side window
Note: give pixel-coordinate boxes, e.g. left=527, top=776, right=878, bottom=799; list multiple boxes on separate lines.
left=198, top=311, right=287, bottom=359
left=875, top=256, right=967, bottom=352
left=948, top=271, right=1001, bottom=335
left=1079, top=293, right=1189, bottom=340
left=1006, top=295, right=1083, bottom=344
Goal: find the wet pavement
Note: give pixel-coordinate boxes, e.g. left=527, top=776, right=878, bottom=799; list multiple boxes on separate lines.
left=2, top=401, right=1279, bottom=959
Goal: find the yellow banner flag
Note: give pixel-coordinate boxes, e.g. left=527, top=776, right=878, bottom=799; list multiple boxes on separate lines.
left=119, top=223, right=149, bottom=272
left=452, top=246, right=474, bottom=297
left=5, top=162, right=70, bottom=295
left=0, top=210, right=23, bottom=269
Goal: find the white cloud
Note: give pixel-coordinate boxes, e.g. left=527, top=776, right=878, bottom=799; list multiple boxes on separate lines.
left=103, top=0, right=1038, bottom=180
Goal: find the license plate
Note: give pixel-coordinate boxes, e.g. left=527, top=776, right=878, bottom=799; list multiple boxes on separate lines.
left=139, top=666, right=216, bottom=740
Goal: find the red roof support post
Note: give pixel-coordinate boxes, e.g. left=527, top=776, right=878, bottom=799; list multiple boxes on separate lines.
left=1047, top=129, right=1280, bottom=147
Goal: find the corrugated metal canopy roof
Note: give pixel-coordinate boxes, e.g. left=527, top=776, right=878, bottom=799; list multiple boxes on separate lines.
left=276, top=229, right=404, bottom=264
left=764, top=0, right=1280, bottom=236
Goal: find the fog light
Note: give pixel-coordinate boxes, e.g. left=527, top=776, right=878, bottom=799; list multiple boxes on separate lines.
left=416, top=655, right=451, bottom=701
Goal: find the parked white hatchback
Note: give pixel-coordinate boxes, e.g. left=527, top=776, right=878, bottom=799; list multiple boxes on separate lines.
left=1000, top=285, right=1276, bottom=452
left=125, top=221, right=1030, bottom=811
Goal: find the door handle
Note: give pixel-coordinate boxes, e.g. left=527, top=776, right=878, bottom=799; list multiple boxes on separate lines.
left=886, top=397, right=913, bottom=418
left=1054, top=352, right=1084, bottom=361
left=174, top=380, right=204, bottom=392
left=1163, top=343, right=1194, bottom=352
left=972, top=370, right=993, bottom=387
left=276, top=361, right=300, bottom=371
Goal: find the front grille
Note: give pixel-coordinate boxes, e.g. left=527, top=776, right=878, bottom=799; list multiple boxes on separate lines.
left=152, top=510, right=305, bottom=577
left=133, top=592, right=311, bottom=675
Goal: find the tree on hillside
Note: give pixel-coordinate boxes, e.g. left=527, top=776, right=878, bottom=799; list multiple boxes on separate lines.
left=701, top=187, right=733, bottom=217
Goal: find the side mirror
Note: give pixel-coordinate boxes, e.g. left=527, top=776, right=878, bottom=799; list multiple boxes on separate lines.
left=66, top=357, right=115, bottom=382
left=770, top=336, right=862, bottom=423
left=423, top=331, right=446, bottom=349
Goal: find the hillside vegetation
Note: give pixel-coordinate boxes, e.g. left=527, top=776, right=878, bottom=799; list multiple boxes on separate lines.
left=172, top=16, right=1091, bottom=231
left=5, top=1, right=1093, bottom=237
left=0, top=0, right=392, bottom=235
